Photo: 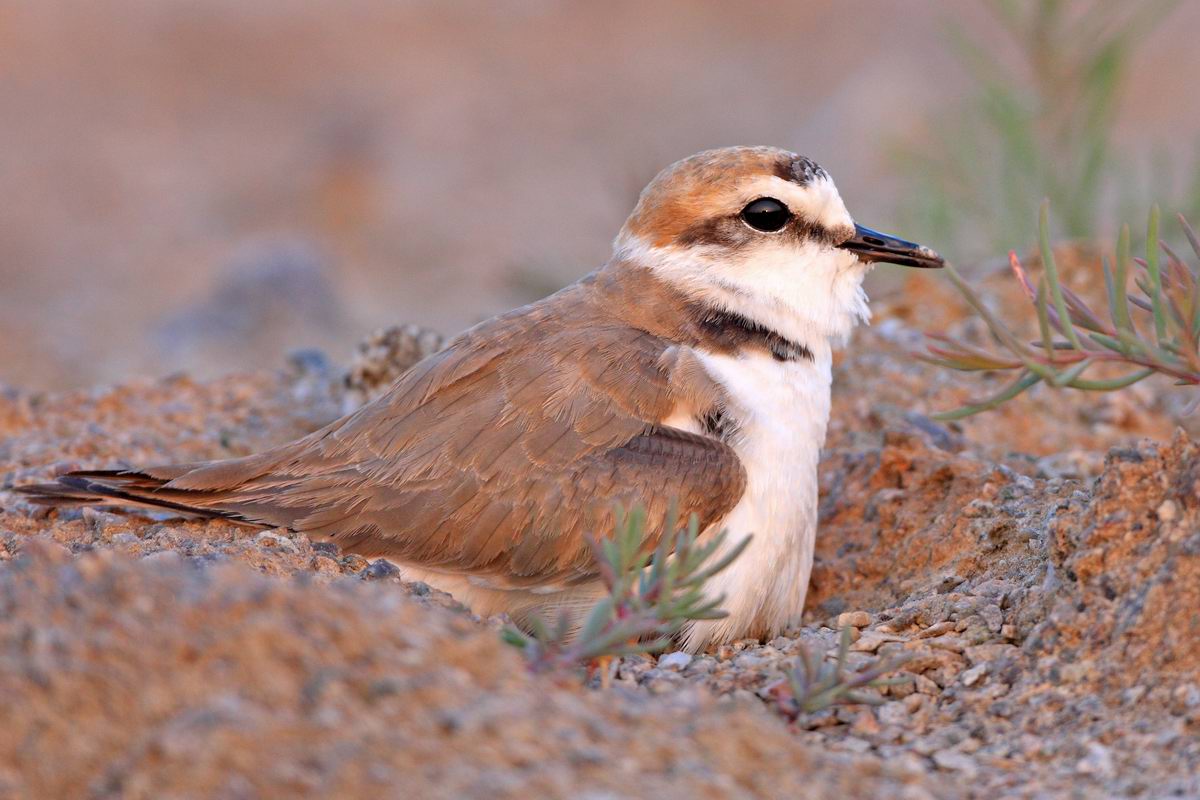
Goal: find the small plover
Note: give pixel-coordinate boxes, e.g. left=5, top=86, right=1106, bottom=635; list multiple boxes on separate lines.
left=19, top=146, right=943, bottom=651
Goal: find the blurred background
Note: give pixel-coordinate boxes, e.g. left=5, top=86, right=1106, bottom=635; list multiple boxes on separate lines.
left=2, top=0, right=1198, bottom=390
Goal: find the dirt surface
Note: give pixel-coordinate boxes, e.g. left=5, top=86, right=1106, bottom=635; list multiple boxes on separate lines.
left=2, top=259, right=1199, bottom=798
left=2, top=545, right=953, bottom=800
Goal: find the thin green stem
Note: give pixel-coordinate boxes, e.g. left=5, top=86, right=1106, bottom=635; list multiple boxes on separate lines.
left=931, top=371, right=1042, bottom=421
left=1040, top=200, right=1084, bottom=350
left=1146, top=204, right=1167, bottom=343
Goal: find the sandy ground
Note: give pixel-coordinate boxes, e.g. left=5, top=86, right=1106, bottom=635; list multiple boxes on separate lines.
left=2, top=251, right=1198, bottom=798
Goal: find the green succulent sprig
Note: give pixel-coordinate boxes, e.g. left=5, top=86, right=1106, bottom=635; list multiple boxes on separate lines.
left=501, top=505, right=750, bottom=673
left=922, top=203, right=1200, bottom=419
left=772, top=627, right=910, bottom=719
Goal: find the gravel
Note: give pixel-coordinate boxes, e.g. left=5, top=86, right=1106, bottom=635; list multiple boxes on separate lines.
left=2, top=288, right=1199, bottom=797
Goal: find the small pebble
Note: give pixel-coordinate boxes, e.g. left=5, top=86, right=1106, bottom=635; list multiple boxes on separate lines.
left=925, top=635, right=966, bottom=654
left=916, top=621, right=957, bottom=639
left=255, top=530, right=298, bottom=553
left=913, top=674, right=940, bottom=695
left=932, top=749, right=978, bottom=776
left=979, top=604, right=1004, bottom=633
left=1122, top=685, right=1148, bottom=706
left=1058, top=661, right=1094, bottom=684
left=960, top=663, right=987, bottom=687
left=646, top=675, right=682, bottom=695
left=850, top=709, right=881, bottom=736
left=311, top=540, right=341, bottom=556
left=341, top=554, right=370, bottom=572
left=658, top=652, right=692, bottom=671
left=141, top=550, right=183, bottom=567
left=851, top=630, right=905, bottom=653
left=310, top=553, right=342, bottom=577
left=936, top=575, right=965, bottom=594
left=733, top=651, right=770, bottom=669
left=1075, top=742, right=1115, bottom=779
left=1171, top=683, right=1200, bottom=711
left=362, top=559, right=401, bottom=581
left=878, top=702, right=910, bottom=727
left=82, top=507, right=119, bottom=533
left=836, top=611, right=871, bottom=629
left=837, top=736, right=873, bottom=754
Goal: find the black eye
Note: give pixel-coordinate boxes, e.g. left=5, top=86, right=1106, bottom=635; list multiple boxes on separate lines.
left=740, top=198, right=791, bottom=232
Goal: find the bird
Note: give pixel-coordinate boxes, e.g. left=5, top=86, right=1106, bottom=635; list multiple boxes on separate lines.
left=16, top=146, right=943, bottom=652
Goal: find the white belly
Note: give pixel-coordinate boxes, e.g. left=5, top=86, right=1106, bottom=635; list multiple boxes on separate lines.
left=676, top=345, right=832, bottom=651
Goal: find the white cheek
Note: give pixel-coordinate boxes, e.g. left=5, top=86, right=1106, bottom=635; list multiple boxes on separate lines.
left=708, top=242, right=871, bottom=343
left=621, top=235, right=872, bottom=346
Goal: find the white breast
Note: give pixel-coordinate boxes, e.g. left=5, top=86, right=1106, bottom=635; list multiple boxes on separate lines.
left=675, top=343, right=833, bottom=651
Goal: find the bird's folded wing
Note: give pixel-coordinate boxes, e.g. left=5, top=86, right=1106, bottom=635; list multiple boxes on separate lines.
left=27, top=307, right=747, bottom=588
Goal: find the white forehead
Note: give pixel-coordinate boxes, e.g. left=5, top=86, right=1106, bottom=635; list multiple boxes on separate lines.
left=738, top=174, right=853, bottom=231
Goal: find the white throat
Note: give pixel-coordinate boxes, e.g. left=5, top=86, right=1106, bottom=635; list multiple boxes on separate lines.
left=616, top=235, right=873, bottom=350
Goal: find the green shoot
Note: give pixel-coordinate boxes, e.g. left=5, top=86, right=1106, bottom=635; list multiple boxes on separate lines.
left=771, top=628, right=911, bottom=720
left=921, top=207, right=1200, bottom=419
left=502, top=505, right=750, bottom=674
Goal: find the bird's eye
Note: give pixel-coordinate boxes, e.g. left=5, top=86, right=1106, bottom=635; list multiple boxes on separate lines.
left=740, top=198, right=791, bottom=232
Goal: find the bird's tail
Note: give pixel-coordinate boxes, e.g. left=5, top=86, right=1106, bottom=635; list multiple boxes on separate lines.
left=14, top=469, right=242, bottom=521
left=11, top=457, right=280, bottom=527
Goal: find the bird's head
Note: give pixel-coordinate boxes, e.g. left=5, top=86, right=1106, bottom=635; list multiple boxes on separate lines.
left=613, top=146, right=943, bottom=346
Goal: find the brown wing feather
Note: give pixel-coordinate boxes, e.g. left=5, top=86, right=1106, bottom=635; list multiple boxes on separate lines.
left=16, top=275, right=747, bottom=587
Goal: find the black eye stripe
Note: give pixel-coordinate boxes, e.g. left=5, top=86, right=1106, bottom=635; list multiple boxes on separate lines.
left=675, top=199, right=846, bottom=249
left=740, top=197, right=791, bottom=232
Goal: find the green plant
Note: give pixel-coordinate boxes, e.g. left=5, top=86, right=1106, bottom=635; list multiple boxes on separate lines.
left=922, top=203, right=1200, bottom=418
left=891, top=0, right=1183, bottom=260
left=771, top=628, right=911, bottom=720
left=501, top=506, right=750, bottom=673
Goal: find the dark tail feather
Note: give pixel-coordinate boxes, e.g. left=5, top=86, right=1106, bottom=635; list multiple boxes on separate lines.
left=15, top=479, right=111, bottom=506
left=12, top=470, right=250, bottom=523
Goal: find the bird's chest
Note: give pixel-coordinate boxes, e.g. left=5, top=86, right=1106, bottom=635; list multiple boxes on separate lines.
left=693, top=348, right=832, bottom=514
left=672, top=346, right=834, bottom=649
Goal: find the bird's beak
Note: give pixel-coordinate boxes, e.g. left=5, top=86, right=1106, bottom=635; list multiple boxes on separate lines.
left=838, top=224, right=944, bottom=269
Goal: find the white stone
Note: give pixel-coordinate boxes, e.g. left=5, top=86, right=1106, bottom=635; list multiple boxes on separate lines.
left=657, top=652, right=693, bottom=671
left=961, top=664, right=988, bottom=687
